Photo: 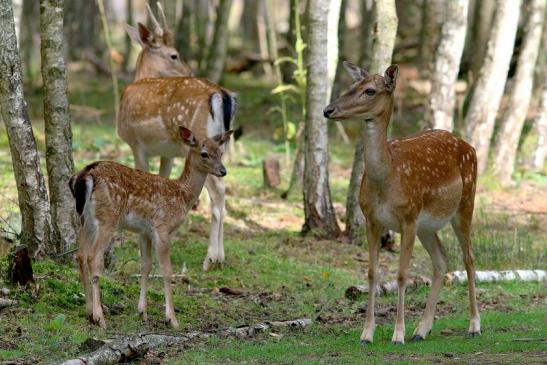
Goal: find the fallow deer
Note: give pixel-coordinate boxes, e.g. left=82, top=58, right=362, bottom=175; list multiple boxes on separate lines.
left=70, top=127, right=233, bottom=329
left=121, top=3, right=237, bottom=271
left=324, top=62, right=480, bottom=344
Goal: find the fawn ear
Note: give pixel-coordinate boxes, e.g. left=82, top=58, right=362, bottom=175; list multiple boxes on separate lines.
left=213, top=130, right=234, bottom=146
left=137, top=22, right=156, bottom=47
left=343, top=61, right=368, bottom=82
left=384, top=64, right=399, bottom=91
left=179, top=126, right=198, bottom=147
left=125, top=24, right=144, bottom=47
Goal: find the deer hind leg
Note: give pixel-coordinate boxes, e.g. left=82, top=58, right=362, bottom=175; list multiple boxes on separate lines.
left=361, top=219, right=382, bottom=344
left=202, top=175, right=225, bottom=271
left=87, top=223, right=115, bottom=329
left=451, top=213, right=481, bottom=337
left=137, top=234, right=153, bottom=321
left=413, top=231, right=447, bottom=341
left=76, top=226, right=94, bottom=319
left=392, top=222, right=417, bottom=345
left=131, top=145, right=149, bottom=172
left=159, top=157, right=174, bottom=178
left=154, top=234, right=179, bottom=329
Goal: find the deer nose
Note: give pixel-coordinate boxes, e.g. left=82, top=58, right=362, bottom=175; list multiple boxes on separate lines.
left=218, top=167, right=227, bottom=177
left=323, top=105, right=336, bottom=118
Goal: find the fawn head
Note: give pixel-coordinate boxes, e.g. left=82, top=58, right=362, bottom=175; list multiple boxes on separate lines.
left=324, top=62, right=398, bottom=120
left=126, top=2, right=192, bottom=79
left=179, top=127, right=233, bottom=177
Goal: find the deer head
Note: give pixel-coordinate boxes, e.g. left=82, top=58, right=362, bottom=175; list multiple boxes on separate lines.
left=323, top=62, right=399, bottom=121
left=125, top=2, right=192, bottom=79
left=179, top=127, right=233, bottom=177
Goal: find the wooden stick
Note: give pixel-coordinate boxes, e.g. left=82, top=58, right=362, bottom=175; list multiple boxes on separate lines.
left=58, top=318, right=312, bottom=365
left=0, top=298, right=17, bottom=310
left=345, top=276, right=432, bottom=300
left=444, top=270, right=546, bottom=285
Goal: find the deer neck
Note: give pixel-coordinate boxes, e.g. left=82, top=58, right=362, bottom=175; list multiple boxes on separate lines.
left=176, top=154, right=208, bottom=210
left=363, top=98, right=394, bottom=183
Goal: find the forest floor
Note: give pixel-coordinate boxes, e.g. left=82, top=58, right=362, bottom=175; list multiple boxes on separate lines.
left=0, top=73, right=546, bottom=364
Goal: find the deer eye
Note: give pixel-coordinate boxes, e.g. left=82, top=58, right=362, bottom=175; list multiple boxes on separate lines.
left=363, top=88, right=376, bottom=96
left=170, top=54, right=178, bottom=60
left=200, top=151, right=209, bottom=159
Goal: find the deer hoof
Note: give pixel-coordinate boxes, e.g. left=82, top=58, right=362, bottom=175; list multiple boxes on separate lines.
left=392, top=340, right=404, bottom=345
left=360, top=339, right=372, bottom=345
left=411, top=335, right=424, bottom=342
left=139, top=311, right=147, bottom=321
left=466, top=331, right=481, bottom=338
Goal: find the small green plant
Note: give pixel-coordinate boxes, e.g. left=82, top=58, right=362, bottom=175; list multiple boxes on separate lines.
left=45, top=313, right=66, bottom=334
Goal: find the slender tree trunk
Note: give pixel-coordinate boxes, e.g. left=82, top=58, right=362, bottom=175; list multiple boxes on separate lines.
left=464, top=0, right=521, bottom=173
left=196, top=0, right=210, bottom=72
left=122, top=0, right=133, bottom=72
left=0, top=0, right=51, bottom=258
left=64, top=0, right=100, bottom=60
left=418, top=0, right=443, bottom=78
left=302, top=0, right=340, bottom=237
left=205, top=0, right=233, bottom=82
left=359, top=0, right=374, bottom=66
left=175, top=0, right=193, bottom=63
left=19, top=0, right=39, bottom=82
left=492, top=0, right=546, bottom=185
left=331, top=0, right=347, bottom=100
left=425, top=0, right=468, bottom=131
left=40, top=0, right=78, bottom=254
left=465, top=0, right=495, bottom=81
left=345, top=0, right=397, bottom=242
left=531, top=77, right=547, bottom=171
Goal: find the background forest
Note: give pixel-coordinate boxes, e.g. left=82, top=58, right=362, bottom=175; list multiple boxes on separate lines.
left=0, top=0, right=546, bottom=364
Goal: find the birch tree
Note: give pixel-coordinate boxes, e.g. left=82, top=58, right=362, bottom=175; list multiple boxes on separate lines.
left=531, top=77, right=547, bottom=171
left=491, top=0, right=546, bottom=184
left=0, top=0, right=52, bottom=257
left=40, top=0, right=78, bottom=254
left=205, top=0, right=233, bottom=82
left=464, top=0, right=521, bottom=173
left=302, top=0, right=340, bottom=237
left=345, top=0, right=397, bottom=242
left=425, top=0, right=468, bottom=131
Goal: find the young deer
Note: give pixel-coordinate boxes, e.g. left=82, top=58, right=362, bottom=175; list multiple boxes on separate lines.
left=121, top=3, right=237, bottom=271
left=324, top=62, right=480, bottom=344
left=70, top=127, right=233, bottom=329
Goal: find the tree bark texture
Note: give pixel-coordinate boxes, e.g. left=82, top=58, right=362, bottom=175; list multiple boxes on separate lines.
left=464, top=0, right=495, bottom=81
left=0, top=0, right=52, bottom=258
left=425, top=0, right=468, bottom=131
left=531, top=74, right=547, bottom=170
left=464, top=0, right=521, bottom=173
left=302, top=0, right=340, bottom=237
left=40, top=0, right=78, bottom=254
left=205, top=0, right=233, bottom=83
left=175, top=0, right=193, bottom=63
left=345, top=0, right=397, bottom=242
left=491, top=0, right=545, bottom=184
left=359, top=0, right=374, bottom=67
left=418, top=0, right=443, bottom=78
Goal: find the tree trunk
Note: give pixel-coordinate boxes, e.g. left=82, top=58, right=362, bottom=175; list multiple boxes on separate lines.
left=464, top=0, right=495, bottom=81
left=64, top=0, right=100, bottom=60
left=19, top=0, right=40, bottom=82
left=0, top=0, right=52, bottom=258
left=359, top=0, right=374, bottom=66
left=205, top=0, right=233, bottom=83
left=418, top=0, right=443, bottom=78
left=301, top=0, right=340, bottom=237
left=345, top=0, right=397, bottom=242
left=175, top=0, right=193, bottom=63
left=122, top=0, right=133, bottom=73
left=331, top=0, right=347, bottom=101
left=491, top=0, right=545, bottom=185
left=40, top=0, right=78, bottom=255
left=196, top=0, right=210, bottom=72
left=425, top=0, right=468, bottom=131
left=531, top=75, right=547, bottom=171
left=464, top=0, right=521, bottom=173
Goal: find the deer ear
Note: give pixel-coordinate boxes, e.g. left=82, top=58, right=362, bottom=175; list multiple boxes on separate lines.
left=343, top=61, right=368, bottom=82
left=384, top=64, right=399, bottom=91
left=137, top=23, right=155, bottom=47
left=124, top=24, right=144, bottom=46
left=179, top=126, right=198, bottom=147
left=163, top=31, right=173, bottom=46
left=213, top=130, right=234, bottom=146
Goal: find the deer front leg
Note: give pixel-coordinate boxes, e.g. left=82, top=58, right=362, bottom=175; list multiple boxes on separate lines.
left=155, top=236, right=179, bottom=329
left=361, top=219, right=382, bottom=344
left=137, top=235, right=153, bottom=321
left=159, top=157, right=174, bottom=178
left=131, top=145, right=149, bottom=172
left=392, top=221, right=417, bottom=344
left=203, top=175, right=225, bottom=271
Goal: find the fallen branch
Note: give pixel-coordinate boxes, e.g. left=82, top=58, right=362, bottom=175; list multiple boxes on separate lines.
left=58, top=318, right=311, bottom=365
left=0, top=298, right=17, bottom=310
left=444, top=270, right=546, bottom=285
left=345, top=276, right=431, bottom=301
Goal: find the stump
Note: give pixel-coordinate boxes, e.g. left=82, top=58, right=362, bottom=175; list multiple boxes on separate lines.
left=7, top=245, right=34, bottom=286
left=263, top=158, right=281, bottom=188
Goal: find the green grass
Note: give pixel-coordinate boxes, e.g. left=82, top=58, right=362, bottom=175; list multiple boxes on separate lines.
left=0, top=72, right=546, bottom=363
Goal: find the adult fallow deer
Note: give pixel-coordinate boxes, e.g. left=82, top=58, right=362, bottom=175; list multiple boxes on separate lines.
left=121, top=3, right=237, bottom=271
left=324, top=62, right=480, bottom=344
left=70, top=127, right=233, bottom=329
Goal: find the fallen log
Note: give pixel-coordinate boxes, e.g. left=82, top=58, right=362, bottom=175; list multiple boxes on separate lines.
left=0, top=298, right=17, bottom=310
left=444, top=270, right=546, bottom=285
left=58, top=318, right=311, bottom=365
left=345, top=276, right=432, bottom=301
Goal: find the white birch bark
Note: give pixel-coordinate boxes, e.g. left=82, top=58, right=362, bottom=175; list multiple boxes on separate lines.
left=425, top=0, right=468, bottom=131
left=492, top=0, right=546, bottom=185
left=444, top=270, right=546, bottom=285
left=345, top=0, right=397, bottom=241
left=40, top=0, right=78, bottom=254
left=531, top=78, right=547, bottom=170
left=0, top=0, right=52, bottom=258
left=302, top=0, right=340, bottom=236
left=464, top=0, right=521, bottom=173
